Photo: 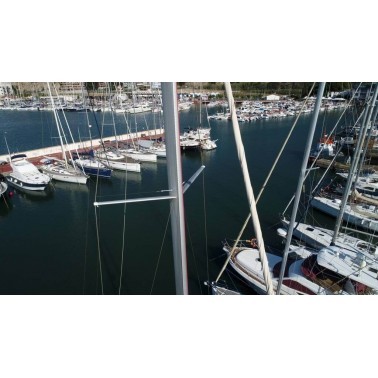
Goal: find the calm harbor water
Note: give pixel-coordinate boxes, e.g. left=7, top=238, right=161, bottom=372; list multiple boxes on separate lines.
left=0, top=106, right=343, bottom=294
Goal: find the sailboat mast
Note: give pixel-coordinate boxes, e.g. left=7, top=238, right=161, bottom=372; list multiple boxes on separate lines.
left=224, top=82, right=274, bottom=295
left=331, top=83, right=378, bottom=245
left=276, top=82, right=325, bottom=295
left=82, top=83, right=94, bottom=151
left=47, top=82, right=68, bottom=167
left=354, top=90, right=378, bottom=182
left=4, top=133, right=11, bottom=161
left=51, top=83, right=82, bottom=165
left=199, top=84, right=202, bottom=128
left=161, top=82, right=189, bottom=295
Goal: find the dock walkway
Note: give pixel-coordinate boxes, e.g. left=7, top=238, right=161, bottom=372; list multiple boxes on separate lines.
left=315, top=158, right=378, bottom=172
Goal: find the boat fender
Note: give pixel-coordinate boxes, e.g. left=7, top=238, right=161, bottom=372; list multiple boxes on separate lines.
left=277, top=228, right=287, bottom=238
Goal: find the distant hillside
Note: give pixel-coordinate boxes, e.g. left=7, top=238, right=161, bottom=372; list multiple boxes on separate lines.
left=8, top=82, right=353, bottom=100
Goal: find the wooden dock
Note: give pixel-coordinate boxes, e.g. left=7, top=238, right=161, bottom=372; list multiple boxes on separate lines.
left=315, top=158, right=378, bottom=172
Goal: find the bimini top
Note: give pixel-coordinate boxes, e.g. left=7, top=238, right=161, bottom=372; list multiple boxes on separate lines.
left=10, top=154, right=27, bottom=161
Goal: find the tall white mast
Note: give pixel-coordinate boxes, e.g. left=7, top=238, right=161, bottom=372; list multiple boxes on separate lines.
left=224, top=82, right=274, bottom=295
left=276, top=82, right=325, bottom=294
left=93, top=82, right=191, bottom=295
left=47, top=82, right=68, bottom=167
left=161, top=82, right=188, bottom=295
left=331, top=83, right=378, bottom=245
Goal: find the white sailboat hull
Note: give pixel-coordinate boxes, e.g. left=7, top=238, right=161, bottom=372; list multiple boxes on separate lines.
left=150, top=148, right=166, bottom=157
left=95, top=150, right=125, bottom=161
left=48, top=173, right=87, bottom=184
left=137, top=140, right=167, bottom=157
left=279, top=219, right=377, bottom=255
left=98, top=159, right=141, bottom=173
left=118, top=149, right=157, bottom=162
left=311, top=196, right=378, bottom=232
left=40, top=165, right=88, bottom=184
left=226, top=246, right=320, bottom=295
left=224, top=244, right=367, bottom=295
left=126, top=106, right=151, bottom=114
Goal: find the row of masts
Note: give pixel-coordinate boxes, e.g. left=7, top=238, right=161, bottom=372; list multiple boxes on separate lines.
left=212, top=82, right=378, bottom=295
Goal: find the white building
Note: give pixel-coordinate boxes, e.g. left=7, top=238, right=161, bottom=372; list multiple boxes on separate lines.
left=0, top=82, right=13, bottom=97
left=266, top=94, right=280, bottom=101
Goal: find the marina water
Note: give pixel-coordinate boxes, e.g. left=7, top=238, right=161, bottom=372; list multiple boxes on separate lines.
left=0, top=106, right=343, bottom=294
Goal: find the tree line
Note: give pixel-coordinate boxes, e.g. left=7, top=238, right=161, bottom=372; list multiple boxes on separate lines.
left=177, top=82, right=353, bottom=99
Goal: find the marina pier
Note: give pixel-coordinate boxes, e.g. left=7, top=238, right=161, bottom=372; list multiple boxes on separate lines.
left=0, top=128, right=164, bottom=173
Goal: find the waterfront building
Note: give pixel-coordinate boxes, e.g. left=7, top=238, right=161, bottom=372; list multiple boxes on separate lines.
left=266, top=94, right=280, bottom=101
left=0, top=82, right=13, bottom=97
left=57, top=82, right=88, bottom=98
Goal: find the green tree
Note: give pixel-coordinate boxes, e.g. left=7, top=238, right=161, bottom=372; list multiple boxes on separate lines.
left=85, top=82, right=100, bottom=91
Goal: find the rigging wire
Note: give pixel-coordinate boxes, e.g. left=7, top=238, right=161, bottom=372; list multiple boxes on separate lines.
left=225, top=82, right=275, bottom=294
left=86, top=82, right=108, bottom=295
left=200, top=104, right=211, bottom=294
left=282, top=82, right=363, bottom=214
left=201, top=163, right=210, bottom=295
left=185, top=210, right=203, bottom=294
left=215, top=83, right=316, bottom=283
left=91, top=82, right=126, bottom=295
left=82, top=83, right=101, bottom=294
left=184, top=97, right=213, bottom=293
left=118, top=157, right=129, bottom=295
left=82, top=185, right=91, bottom=294
left=150, top=211, right=171, bottom=295
left=94, top=203, right=104, bottom=294
left=51, top=83, right=82, bottom=168
left=225, top=268, right=240, bottom=292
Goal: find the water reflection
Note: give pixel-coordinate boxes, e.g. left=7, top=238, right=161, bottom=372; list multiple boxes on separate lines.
left=111, top=169, right=142, bottom=183
left=51, top=180, right=89, bottom=194
left=9, top=184, right=55, bottom=202
left=0, top=195, right=13, bottom=215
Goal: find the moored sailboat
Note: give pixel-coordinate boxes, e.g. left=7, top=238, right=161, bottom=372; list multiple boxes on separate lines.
left=95, top=147, right=141, bottom=173
left=117, top=143, right=158, bottom=162
left=93, top=82, right=198, bottom=295
left=39, top=157, right=89, bottom=184
left=222, top=239, right=378, bottom=294
left=310, top=84, right=378, bottom=234
left=278, top=84, right=378, bottom=261
left=39, top=83, right=89, bottom=185
left=138, top=139, right=167, bottom=157
left=218, top=82, right=378, bottom=295
left=278, top=218, right=377, bottom=256
left=208, top=82, right=275, bottom=295
left=71, top=151, right=112, bottom=179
